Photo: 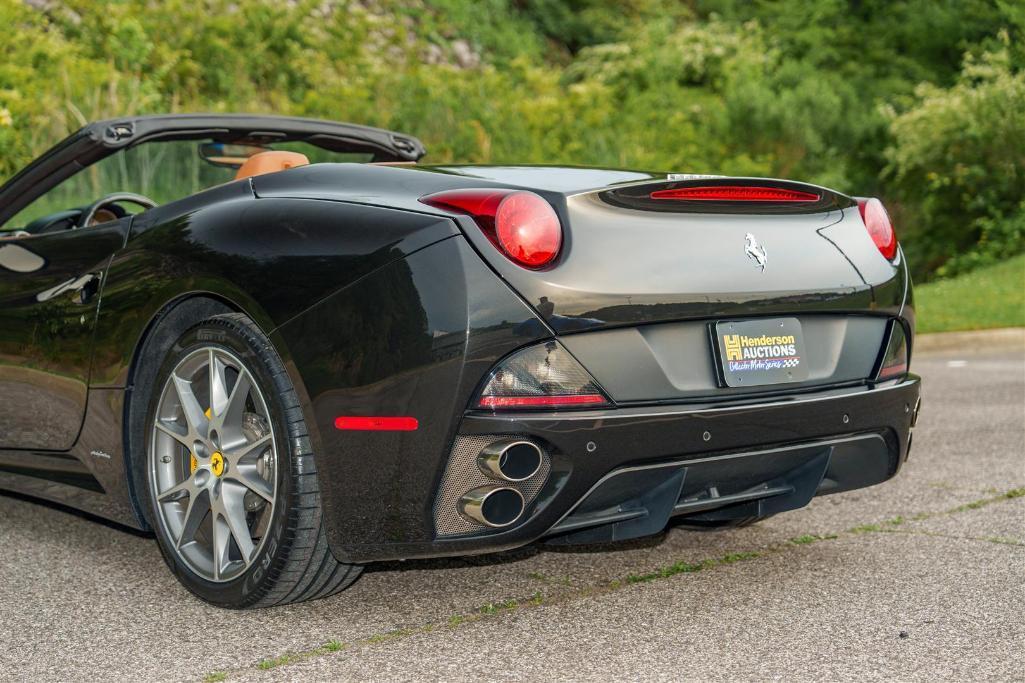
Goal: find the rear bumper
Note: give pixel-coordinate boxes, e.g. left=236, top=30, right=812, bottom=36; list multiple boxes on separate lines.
left=542, top=432, right=888, bottom=544
left=338, top=374, right=920, bottom=562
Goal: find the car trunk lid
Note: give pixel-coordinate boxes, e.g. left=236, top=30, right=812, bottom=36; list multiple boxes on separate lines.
left=465, top=177, right=902, bottom=333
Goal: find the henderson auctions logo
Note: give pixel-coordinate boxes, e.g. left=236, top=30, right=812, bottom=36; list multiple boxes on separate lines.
left=722, top=333, right=800, bottom=371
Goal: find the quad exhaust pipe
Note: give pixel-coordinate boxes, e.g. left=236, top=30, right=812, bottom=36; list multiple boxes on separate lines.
left=456, top=439, right=543, bottom=527
left=477, top=439, right=543, bottom=482
left=458, top=487, right=525, bottom=528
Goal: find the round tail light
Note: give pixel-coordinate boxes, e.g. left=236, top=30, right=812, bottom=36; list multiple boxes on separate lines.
left=420, top=189, right=562, bottom=269
left=856, top=197, right=898, bottom=261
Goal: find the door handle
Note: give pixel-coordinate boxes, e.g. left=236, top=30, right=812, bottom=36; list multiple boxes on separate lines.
left=35, top=272, right=101, bottom=304
left=76, top=272, right=100, bottom=304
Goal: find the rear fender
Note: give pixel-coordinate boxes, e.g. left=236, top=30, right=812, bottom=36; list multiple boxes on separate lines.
left=275, top=236, right=553, bottom=562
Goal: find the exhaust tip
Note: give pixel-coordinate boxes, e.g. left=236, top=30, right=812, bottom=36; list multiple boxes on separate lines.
left=478, top=440, right=543, bottom=482
left=458, top=487, right=525, bottom=528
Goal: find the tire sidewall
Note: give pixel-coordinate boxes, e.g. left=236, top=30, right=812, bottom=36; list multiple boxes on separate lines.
left=142, top=318, right=295, bottom=607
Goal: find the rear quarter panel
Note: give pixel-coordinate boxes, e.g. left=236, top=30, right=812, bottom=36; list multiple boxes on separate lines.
left=89, top=181, right=457, bottom=388
left=274, top=236, right=552, bottom=561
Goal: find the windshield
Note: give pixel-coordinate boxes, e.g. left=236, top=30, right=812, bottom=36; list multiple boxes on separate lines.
left=2, top=139, right=373, bottom=232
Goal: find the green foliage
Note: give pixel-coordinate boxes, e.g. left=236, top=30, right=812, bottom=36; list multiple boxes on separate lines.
left=521, top=0, right=691, bottom=54
left=915, top=253, right=1025, bottom=333
left=0, top=0, right=1020, bottom=280
left=886, top=38, right=1025, bottom=277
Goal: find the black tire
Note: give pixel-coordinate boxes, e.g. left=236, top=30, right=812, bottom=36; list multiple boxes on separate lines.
left=140, top=312, right=361, bottom=608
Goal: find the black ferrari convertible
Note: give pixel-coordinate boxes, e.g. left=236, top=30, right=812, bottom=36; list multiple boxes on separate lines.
left=0, top=115, right=920, bottom=608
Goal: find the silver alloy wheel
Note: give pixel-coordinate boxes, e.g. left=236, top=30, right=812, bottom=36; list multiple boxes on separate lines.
left=149, top=346, right=278, bottom=583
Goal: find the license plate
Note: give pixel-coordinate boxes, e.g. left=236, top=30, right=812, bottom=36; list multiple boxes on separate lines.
left=714, top=317, right=809, bottom=387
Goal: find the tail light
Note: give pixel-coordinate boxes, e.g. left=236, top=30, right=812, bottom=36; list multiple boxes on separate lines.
left=650, top=186, right=820, bottom=202
left=856, top=197, right=898, bottom=261
left=476, top=341, right=611, bottom=410
left=420, top=189, right=562, bottom=269
left=876, top=322, right=909, bottom=381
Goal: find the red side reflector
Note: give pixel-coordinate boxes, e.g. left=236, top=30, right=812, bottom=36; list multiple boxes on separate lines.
left=650, top=186, right=820, bottom=202
left=334, top=416, right=419, bottom=431
left=477, top=394, right=608, bottom=409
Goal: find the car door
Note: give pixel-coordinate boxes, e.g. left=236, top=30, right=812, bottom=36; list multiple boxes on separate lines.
left=0, top=221, right=129, bottom=450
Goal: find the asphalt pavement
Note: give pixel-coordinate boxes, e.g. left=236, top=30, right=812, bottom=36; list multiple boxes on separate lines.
left=1, top=335, right=1022, bottom=682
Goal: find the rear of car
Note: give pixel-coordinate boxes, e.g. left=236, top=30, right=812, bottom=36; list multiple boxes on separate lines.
left=418, top=174, right=919, bottom=545
left=254, top=163, right=920, bottom=563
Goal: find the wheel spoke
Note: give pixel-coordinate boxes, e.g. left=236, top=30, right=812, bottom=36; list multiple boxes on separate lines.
left=154, top=420, right=191, bottom=449
left=172, top=372, right=208, bottom=434
left=209, top=349, right=230, bottom=419
left=224, top=371, right=251, bottom=424
left=229, top=462, right=274, bottom=503
left=157, top=477, right=193, bottom=503
left=211, top=512, right=232, bottom=580
left=218, top=372, right=252, bottom=447
left=176, top=488, right=207, bottom=549
left=225, top=434, right=271, bottom=466
left=222, top=482, right=256, bottom=562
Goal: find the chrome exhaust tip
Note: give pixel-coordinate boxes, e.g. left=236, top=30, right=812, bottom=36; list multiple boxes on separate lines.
left=477, top=439, right=543, bottom=482
left=457, top=486, right=525, bottom=528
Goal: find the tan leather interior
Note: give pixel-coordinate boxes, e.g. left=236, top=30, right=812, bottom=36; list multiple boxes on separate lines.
left=234, top=150, right=310, bottom=181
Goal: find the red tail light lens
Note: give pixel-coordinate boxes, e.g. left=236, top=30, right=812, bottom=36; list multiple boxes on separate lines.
left=650, top=186, right=820, bottom=202
left=476, top=341, right=611, bottom=411
left=420, top=189, right=562, bottom=269
left=479, top=394, right=608, bottom=409
left=856, top=197, right=898, bottom=261
left=494, top=192, right=562, bottom=268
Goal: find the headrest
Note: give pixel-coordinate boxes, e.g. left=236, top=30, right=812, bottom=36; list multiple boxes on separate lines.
left=234, top=151, right=310, bottom=181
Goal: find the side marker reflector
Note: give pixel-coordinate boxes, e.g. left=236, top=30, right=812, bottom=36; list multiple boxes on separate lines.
left=334, top=416, right=419, bottom=431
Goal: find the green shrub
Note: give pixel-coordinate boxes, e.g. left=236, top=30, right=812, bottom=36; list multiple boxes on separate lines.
left=886, top=38, right=1025, bottom=278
